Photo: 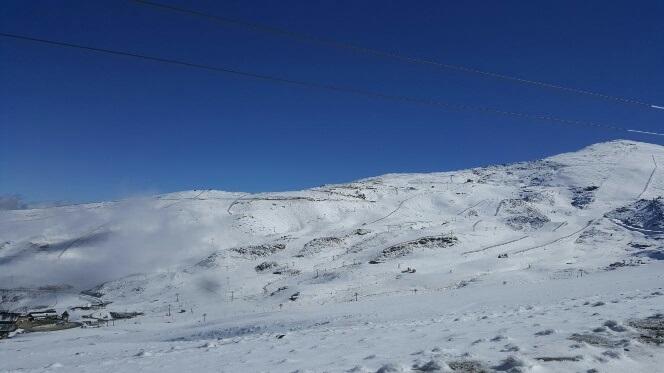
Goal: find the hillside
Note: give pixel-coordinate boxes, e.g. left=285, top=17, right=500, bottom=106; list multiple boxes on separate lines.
left=1, top=139, right=663, bottom=372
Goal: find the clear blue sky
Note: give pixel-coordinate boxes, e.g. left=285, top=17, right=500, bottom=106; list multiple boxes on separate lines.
left=1, top=0, right=663, bottom=203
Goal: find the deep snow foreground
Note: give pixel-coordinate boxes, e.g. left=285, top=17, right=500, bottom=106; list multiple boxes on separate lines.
left=1, top=140, right=664, bottom=372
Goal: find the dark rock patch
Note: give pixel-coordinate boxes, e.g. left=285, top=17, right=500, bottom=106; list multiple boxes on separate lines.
left=627, top=314, right=664, bottom=345
left=230, top=243, right=286, bottom=259
left=255, top=261, right=279, bottom=273
left=296, top=237, right=343, bottom=257
left=632, top=249, right=664, bottom=260
left=571, top=186, right=598, bottom=209
left=496, top=199, right=550, bottom=230
left=370, top=235, right=458, bottom=263
left=605, top=198, right=664, bottom=236
left=447, top=360, right=489, bottom=373
left=568, top=333, right=629, bottom=348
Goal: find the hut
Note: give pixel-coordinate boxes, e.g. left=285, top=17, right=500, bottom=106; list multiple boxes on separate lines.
left=26, top=309, right=59, bottom=321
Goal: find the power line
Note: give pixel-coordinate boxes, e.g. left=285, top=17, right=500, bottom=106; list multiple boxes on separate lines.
left=1, top=32, right=662, bottom=137
left=132, top=0, right=664, bottom=112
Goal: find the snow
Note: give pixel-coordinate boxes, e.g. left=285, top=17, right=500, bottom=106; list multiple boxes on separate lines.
left=1, top=139, right=663, bottom=372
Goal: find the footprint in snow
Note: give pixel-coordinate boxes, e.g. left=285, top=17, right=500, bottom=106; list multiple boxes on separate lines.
left=535, top=329, right=555, bottom=336
left=134, top=350, right=152, bottom=357
left=411, top=359, right=444, bottom=371
left=602, top=350, right=622, bottom=360
left=375, top=363, right=402, bottom=373
left=501, top=343, right=520, bottom=352
left=603, top=320, right=628, bottom=332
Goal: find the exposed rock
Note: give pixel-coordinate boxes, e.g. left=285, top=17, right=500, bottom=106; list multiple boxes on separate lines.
left=447, top=360, right=489, bottom=373
left=496, top=199, right=550, bottom=230
left=605, top=198, right=664, bottom=236
left=230, top=243, right=286, bottom=259
left=255, top=261, right=279, bottom=273
left=568, top=333, right=629, bottom=348
left=627, top=314, right=664, bottom=345
left=632, top=249, right=664, bottom=260
left=520, top=189, right=554, bottom=205
left=195, top=251, right=226, bottom=268
left=296, top=237, right=344, bottom=257
left=492, top=356, right=526, bottom=372
left=411, top=359, right=443, bottom=371
left=575, top=225, right=614, bottom=244
left=370, top=235, right=458, bottom=263
left=571, top=185, right=599, bottom=209
left=269, top=286, right=287, bottom=296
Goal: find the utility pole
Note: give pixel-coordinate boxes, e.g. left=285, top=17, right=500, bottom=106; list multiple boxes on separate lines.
left=167, top=304, right=171, bottom=317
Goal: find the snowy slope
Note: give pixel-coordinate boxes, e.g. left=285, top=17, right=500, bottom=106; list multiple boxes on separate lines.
left=1, top=140, right=663, bottom=372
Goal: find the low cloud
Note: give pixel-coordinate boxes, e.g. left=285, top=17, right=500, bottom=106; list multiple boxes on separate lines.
left=0, top=195, right=225, bottom=290
left=0, top=194, right=27, bottom=210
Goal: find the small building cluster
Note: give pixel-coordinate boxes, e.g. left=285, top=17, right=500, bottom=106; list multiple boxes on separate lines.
left=0, top=309, right=74, bottom=339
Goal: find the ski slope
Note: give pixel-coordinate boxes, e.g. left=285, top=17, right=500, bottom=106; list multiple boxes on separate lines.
left=1, top=140, right=663, bottom=372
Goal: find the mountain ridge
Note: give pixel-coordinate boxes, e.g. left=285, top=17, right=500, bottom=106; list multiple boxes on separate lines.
left=1, top=139, right=663, bottom=372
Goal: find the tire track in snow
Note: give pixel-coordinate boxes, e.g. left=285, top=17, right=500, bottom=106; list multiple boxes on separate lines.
left=228, top=194, right=368, bottom=216
left=363, top=186, right=465, bottom=227
left=637, top=155, right=658, bottom=200
left=512, top=220, right=594, bottom=255
left=472, top=220, right=482, bottom=232
left=363, top=194, right=420, bottom=226
left=161, top=190, right=208, bottom=209
left=456, top=199, right=485, bottom=216
left=462, top=235, right=528, bottom=255
left=553, top=221, right=567, bottom=232
left=227, top=193, right=251, bottom=215
left=494, top=200, right=504, bottom=216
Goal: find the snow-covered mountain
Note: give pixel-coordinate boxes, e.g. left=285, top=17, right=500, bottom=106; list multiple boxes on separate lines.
left=1, top=140, right=663, bottom=372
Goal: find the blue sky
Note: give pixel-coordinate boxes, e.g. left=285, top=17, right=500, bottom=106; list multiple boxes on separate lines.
left=1, top=0, right=663, bottom=203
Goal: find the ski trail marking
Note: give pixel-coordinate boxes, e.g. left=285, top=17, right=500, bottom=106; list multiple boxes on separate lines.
left=512, top=220, right=594, bottom=255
